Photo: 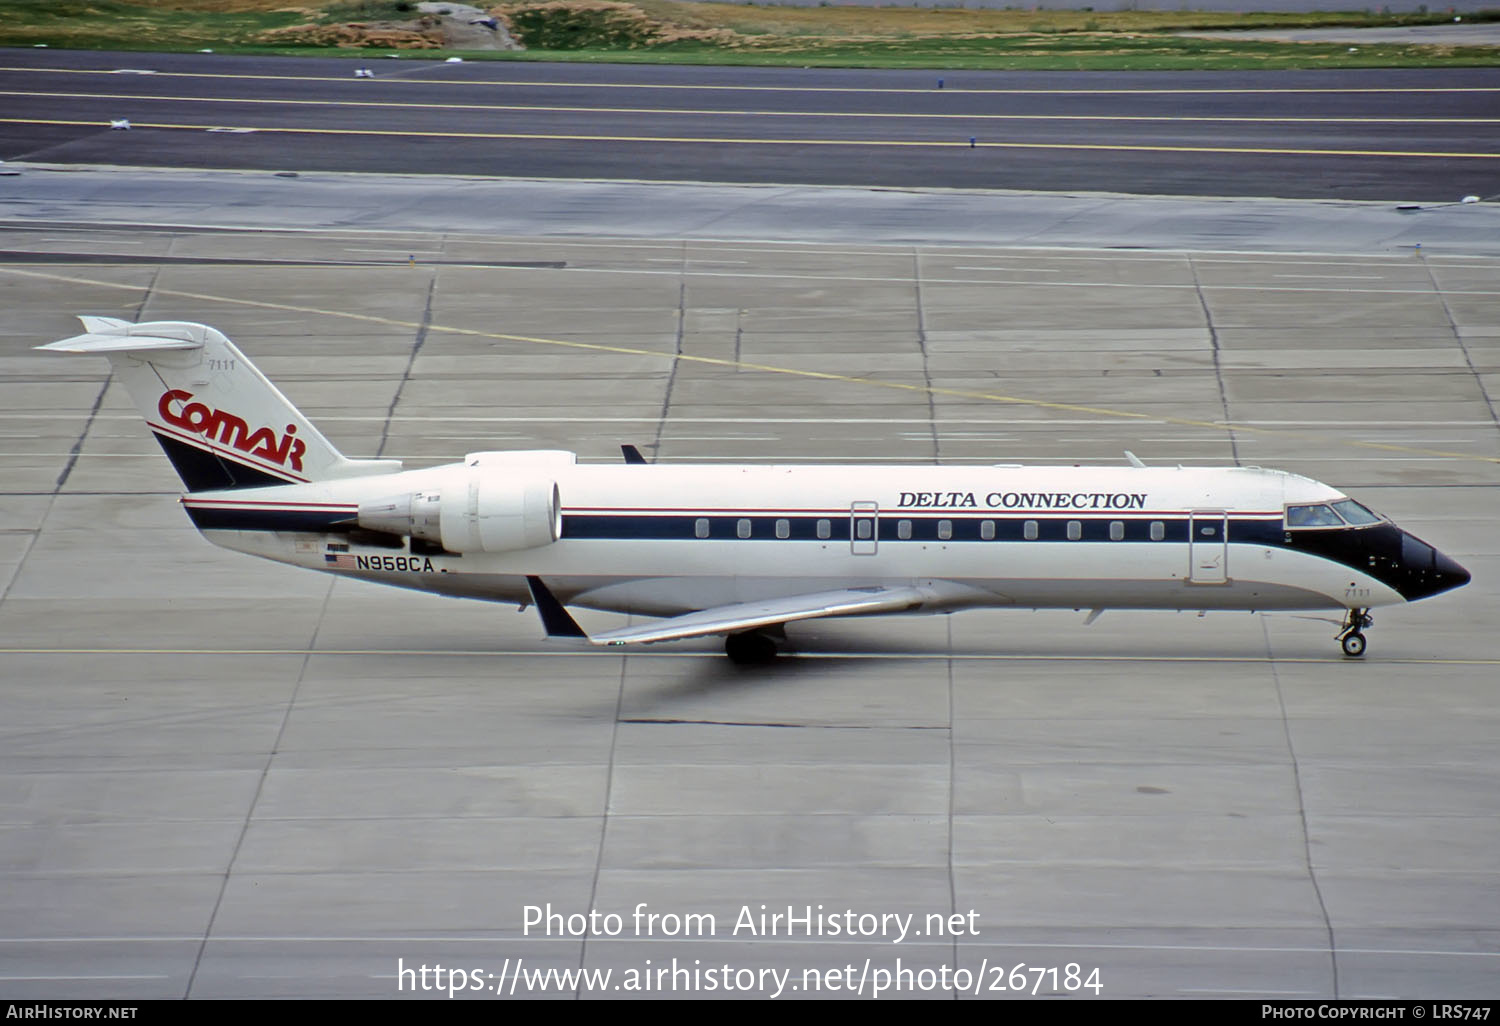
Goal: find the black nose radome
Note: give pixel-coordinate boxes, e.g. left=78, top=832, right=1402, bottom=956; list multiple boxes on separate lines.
left=1397, top=531, right=1471, bottom=602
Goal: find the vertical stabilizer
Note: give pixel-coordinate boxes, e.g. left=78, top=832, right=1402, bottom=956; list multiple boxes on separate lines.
left=38, top=317, right=401, bottom=491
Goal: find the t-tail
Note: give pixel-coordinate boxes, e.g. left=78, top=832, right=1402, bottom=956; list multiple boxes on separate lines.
left=39, top=317, right=401, bottom=491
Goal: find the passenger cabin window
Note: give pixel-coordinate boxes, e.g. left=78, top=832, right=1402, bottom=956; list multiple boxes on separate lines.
left=736, top=518, right=752, bottom=539
left=897, top=519, right=912, bottom=540
left=1286, top=503, right=1344, bottom=529
left=816, top=519, right=831, bottom=540
left=1109, top=521, right=1125, bottom=541
left=855, top=520, right=872, bottom=540
left=775, top=518, right=790, bottom=539
left=937, top=520, right=952, bottom=541
left=1067, top=520, right=1082, bottom=541
left=1150, top=521, right=1165, bottom=542
left=980, top=520, right=995, bottom=541
left=1023, top=520, right=1039, bottom=541
left=694, top=518, right=710, bottom=539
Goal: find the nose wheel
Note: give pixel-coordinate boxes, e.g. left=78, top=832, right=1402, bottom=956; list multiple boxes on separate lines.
left=1337, top=608, right=1373, bottom=658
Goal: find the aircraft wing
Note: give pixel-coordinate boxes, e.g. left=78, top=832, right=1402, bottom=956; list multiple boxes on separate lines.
left=586, top=585, right=930, bottom=646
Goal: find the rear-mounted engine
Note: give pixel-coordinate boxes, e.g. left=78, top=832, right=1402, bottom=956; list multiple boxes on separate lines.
left=356, top=475, right=561, bottom=554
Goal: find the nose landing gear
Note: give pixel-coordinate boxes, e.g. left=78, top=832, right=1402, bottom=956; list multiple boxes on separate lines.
left=1337, top=608, right=1373, bottom=658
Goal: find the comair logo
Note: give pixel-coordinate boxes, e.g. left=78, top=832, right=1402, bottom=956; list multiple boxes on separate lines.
left=157, top=389, right=306, bottom=471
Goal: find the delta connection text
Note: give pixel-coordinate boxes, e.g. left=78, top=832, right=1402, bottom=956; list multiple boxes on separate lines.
left=523, top=903, right=979, bottom=944
left=896, top=490, right=1148, bottom=510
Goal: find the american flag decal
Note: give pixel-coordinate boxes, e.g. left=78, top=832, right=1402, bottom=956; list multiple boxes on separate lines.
left=324, top=553, right=359, bottom=569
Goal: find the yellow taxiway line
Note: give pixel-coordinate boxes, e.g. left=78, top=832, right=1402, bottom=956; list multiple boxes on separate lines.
left=6, top=90, right=1499, bottom=126
left=3, top=65, right=1500, bottom=96
left=2, top=116, right=1496, bottom=160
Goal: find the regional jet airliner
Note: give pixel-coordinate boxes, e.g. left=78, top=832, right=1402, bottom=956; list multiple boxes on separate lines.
left=40, top=318, right=1469, bottom=662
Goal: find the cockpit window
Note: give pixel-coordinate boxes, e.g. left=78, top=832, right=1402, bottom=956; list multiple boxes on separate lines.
left=1330, top=499, right=1382, bottom=526
left=1285, top=503, right=1344, bottom=528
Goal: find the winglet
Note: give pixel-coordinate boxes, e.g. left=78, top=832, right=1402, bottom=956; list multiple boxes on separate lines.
left=525, top=576, right=588, bottom=639
left=1124, top=450, right=1147, bottom=468
left=621, top=444, right=649, bottom=465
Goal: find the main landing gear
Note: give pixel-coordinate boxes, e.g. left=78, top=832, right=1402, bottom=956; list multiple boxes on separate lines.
left=1337, top=608, right=1373, bottom=658
left=724, top=629, right=779, bottom=665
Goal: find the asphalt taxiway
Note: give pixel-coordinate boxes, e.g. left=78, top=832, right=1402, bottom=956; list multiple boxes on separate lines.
left=2, top=50, right=1498, bottom=200
left=0, top=183, right=1496, bottom=998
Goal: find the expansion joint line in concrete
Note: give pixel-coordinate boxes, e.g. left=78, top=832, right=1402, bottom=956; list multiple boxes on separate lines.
left=1188, top=255, right=1241, bottom=468
left=378, top=269, right=439, bottom=459
left=651, top=251, right=688, bottom=463
left=1417, top=249, right=1500, bottom=435
left=578, top=655, right=630, bottom=994
left=53, top=261, right=165, bottom=492
left=1262, top=617, right=1340, bottom=998
left=913, top=249, right=939, bottom=466
left=3, top=262, right=167, bottom=613
left=183, top=576, right=339, bottom=998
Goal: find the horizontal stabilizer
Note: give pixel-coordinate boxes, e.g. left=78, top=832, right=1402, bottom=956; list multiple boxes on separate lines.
left=589, top=585, right=929, bottom=646
left=37, top=333, right=200, bottom=354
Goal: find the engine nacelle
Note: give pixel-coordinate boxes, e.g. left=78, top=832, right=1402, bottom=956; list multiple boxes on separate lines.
left=357, top=474, right=561, bottom=554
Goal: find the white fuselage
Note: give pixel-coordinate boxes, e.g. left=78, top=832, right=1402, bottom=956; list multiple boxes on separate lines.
left=43, top=319, right=1466, bottom=656
left=184, top=459, right=1404, bottom=619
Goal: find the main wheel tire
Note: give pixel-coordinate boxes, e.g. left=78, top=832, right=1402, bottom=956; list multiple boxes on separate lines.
left=725, top=631, right=777, bottom=665
left=1341, top=632, right=1367, bottom=658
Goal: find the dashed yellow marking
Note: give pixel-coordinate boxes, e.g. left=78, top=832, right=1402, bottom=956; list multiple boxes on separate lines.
left=7, top=90, right=1499, bottom=125
left=3, top=65, right=1500, bottom=95
left=3, top=116, right=1497, bottom=160
left=2, top=264, right=1497, bottom=466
